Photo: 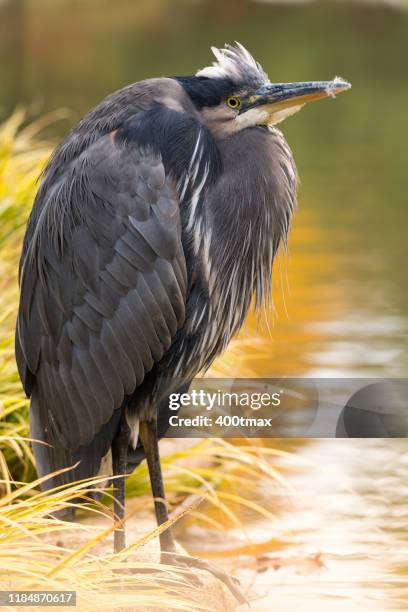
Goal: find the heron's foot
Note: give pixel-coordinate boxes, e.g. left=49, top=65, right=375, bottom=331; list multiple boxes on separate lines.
left=161, top=551, right=247, bottom=605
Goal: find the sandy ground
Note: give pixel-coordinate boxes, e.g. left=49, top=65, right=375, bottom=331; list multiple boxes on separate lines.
left=40, top=502, right=238, bottom=612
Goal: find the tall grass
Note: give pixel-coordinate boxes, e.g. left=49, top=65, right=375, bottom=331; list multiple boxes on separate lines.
left=0, top=113, right=293, bottom=607
left=0, top=111, right=55, bottom=485
left=0, top=470, right=211, bottom=611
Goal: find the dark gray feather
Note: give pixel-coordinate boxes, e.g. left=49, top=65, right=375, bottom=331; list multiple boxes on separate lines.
left=16, top=132, right=187, bottom=451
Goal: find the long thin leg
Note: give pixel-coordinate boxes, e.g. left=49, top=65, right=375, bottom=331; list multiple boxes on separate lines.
left=111, top=413, right=130, bottom=553
left=139, top=418, right=177, bottom=556
left=139, top=418, right=246, bottom=604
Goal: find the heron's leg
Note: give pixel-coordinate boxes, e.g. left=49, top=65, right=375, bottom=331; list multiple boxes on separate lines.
left=138, top=419, right=246, bottom=604
left=139, top=418, right=177, bottom=555
left=111, top=413, right=130, bottom=553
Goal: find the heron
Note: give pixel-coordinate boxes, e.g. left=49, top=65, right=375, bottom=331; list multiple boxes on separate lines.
left=15, top=43, right=350, bottom=599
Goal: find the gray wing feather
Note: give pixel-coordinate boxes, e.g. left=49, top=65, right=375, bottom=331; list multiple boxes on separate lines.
left=16, top=134, right=187, bottom=451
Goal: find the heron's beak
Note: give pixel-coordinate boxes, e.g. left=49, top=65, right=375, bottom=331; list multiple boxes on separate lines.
left=242, top=78, right=351, bottom=126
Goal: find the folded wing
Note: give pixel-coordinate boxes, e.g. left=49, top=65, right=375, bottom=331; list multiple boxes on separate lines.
left=16, top=133, right=187, bottom=452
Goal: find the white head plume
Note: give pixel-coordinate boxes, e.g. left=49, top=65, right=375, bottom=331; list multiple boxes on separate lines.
left=196, top=43, right=268, bottom=86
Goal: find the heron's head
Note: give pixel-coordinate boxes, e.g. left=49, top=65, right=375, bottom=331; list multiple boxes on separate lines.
left=176, top=43, right=351, bottom=137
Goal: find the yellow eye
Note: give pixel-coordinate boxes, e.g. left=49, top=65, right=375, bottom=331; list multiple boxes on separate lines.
left=226, top=96, right=241, bottom=109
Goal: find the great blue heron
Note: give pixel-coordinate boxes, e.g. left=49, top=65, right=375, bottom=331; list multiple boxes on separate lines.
left=15, top=43, right=350, bottom=599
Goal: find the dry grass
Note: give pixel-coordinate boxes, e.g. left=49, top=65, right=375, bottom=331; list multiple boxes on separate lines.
left=0, top=111, right=55, bottom=485
left=0, top=469, right=212, bottom=611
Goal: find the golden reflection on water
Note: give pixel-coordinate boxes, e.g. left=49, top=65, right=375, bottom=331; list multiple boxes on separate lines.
left=210, top=197, right=407, bottom=379
left=203, top=212, right=408, bottom=610
left=209, top=207, right=348, bottom=378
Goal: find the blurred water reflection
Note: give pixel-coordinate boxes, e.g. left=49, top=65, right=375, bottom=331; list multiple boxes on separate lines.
left=247, top=439, right=408, bottom=610
left=180, top=439, right=408, bottom=610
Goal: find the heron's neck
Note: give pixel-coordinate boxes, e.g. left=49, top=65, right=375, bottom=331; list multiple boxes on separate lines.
left=184, top=126, right=297, bottom=332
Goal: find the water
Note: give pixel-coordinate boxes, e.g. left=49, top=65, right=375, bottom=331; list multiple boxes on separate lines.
left=1, top=1, right=407, bottom=608
left=179, top=438, right=408, bottom=610
left=252, top=439, right=408, bottom=611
